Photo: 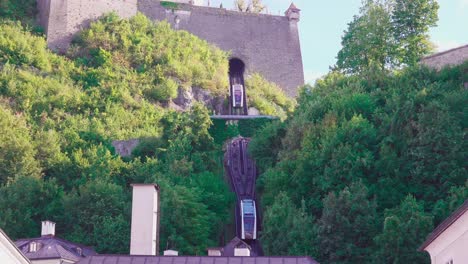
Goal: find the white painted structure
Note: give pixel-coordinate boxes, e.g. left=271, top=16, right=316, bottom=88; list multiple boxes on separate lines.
left=420, top=201, right=468, bottom=264
left=0, top=229, right=31, bottom=264
left=234, top=247, right=250, bottom=257
left=163, top=250, right=178, bottom=256
left=130, top=184, right=160, bottom=256
left=207, top=248, right=222, bottom=256
left=41, top=221, right=55, bottom=237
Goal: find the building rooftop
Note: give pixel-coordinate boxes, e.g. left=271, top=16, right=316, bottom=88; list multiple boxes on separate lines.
left=419, top=199, right=468, bottom=251
left=15, top=235, right=96, bottom=262
left=76, top=255, right=319, bottom=264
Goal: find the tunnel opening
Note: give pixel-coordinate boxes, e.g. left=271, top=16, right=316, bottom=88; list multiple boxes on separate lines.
left=229, top=58, right=247, bottom=115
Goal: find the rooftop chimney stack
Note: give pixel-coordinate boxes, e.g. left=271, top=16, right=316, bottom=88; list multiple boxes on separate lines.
left=163, top=250, right=179, bottom=256
left=208, top=248, right=223, bottom=256
left=41, top=220, right=56, bottom=236
left=234, top=246, right=251, bottom=257
left=130, top=184, right=160, bottom=255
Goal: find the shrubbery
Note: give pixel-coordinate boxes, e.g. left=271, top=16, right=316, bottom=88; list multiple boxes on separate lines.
left=251, top=63, right=467, bottom=263
left=0, top=18, right=236, bottom=255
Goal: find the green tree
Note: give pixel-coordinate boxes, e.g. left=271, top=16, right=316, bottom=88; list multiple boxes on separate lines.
left=0, top=105, right=41, bottom=184
left=159, top=183, right=215, bottom=255
left=261, top=192, right=316, bottom=256
left=336, top=0, right=440, bottom=73
left=374, top=195, right=433, bottom=264
left=0, top=176, right=62, bottom=239
left=336, top=1, right=395, bottom=74
left=61, top=179, right=130, bottom=253
left=317, top=181, right=378, bottom=263
left=0, top=0, right=36, bottom=24
left=392, top=0, right=439, bottom=66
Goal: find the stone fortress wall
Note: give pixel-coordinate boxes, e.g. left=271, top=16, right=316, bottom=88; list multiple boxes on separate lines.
left=38, top=0, right=138, bottom=52
left=421, top=44, right=468, bottom=70
left=37, top=0, right=304, bottom=97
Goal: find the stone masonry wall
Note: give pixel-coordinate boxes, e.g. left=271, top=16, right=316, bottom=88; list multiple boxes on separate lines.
left=421, top=45, right=468, bottom=70
left=37, top=0, right=304, bottom=96
left=38, top=0, right=138, bottom=52
left=138, top=1, right=304, bottom=96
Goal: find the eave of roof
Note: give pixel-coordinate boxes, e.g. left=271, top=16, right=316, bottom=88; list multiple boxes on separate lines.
left=76, top=255, right=320, bottom=264
left=419, top=199, right=468, bottom=251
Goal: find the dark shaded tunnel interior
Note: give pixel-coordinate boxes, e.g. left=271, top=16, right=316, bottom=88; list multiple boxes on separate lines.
left=229, top=58, right=247, bottom=115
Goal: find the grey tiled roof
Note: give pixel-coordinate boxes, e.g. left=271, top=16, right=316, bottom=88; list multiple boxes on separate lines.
left=15, top=236, right=96, bottom=261
left=76, top=256, right=319, bottom=264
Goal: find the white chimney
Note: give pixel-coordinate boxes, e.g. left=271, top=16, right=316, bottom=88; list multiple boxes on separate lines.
left=234, top=247, right=251, bottom=257
left=163, top=250, right=179, bottom=256
left=130, top=184, right=160, bottom=255
left=41, top=220, right=55, bottom=236
left=208, top=248, right=222, bottom=256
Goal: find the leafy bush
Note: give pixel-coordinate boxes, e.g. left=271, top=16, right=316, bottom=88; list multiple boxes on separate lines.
left=0, top=20, right=234, bottom=255
left=252, top=63, right=467, bottom=262
left=246, top=73, right=295, bottom=119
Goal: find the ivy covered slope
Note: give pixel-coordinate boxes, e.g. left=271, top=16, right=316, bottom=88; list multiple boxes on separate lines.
left=0, top=16, right=243, bottom=255
left=250, top=64, right=467, bottom=263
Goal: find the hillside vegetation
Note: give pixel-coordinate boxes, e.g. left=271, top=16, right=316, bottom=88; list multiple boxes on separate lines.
left=0, top=18, right=237, bottom=254
left=251, top=64, right=467, bottom=263
left=0, top=9, right=291, bottom=253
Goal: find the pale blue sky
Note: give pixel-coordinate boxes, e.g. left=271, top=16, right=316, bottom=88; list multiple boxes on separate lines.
left=206, top=0, right=468, bottom=84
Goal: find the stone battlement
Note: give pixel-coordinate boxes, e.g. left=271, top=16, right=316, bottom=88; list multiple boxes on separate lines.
left=37, top=0, right=304, bottom=97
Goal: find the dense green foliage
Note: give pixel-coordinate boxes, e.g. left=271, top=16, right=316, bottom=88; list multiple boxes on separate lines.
left=251, top=63, right=467, bottom=263
left=0, top=17, right=240, bottom=254
left=209, top=118, right=275, bottom=145
left=0, top=0, right=36, bottom=25
left=69, top=13, right=229, bottom=101
left=337, top=0, right=439, bottom=74
left=245, top=73, right=295, bottom=119
left=1, top=1, right=465, bottom=263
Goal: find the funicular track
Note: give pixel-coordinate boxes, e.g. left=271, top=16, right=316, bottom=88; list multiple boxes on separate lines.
left=224, top=137, right=263, bottom=255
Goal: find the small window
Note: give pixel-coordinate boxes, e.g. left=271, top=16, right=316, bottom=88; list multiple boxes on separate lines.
left=76, top=247, right=82, bottom=256
left=29, top=242, right=37, bottom=252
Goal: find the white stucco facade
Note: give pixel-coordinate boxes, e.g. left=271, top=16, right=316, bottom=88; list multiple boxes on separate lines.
left=130, top=184, right=160, bottom=255
left=422, top=206, right=468, bottom=264
left=0, top=230, right=31, bottom=264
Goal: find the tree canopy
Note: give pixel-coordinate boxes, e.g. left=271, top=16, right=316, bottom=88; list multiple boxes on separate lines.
left=336, top=0, right=439, bottom=74
left=251, top=62, right=467, bottom=263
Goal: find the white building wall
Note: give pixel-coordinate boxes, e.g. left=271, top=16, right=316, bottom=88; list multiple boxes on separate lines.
left=130, top=184, right=159, bottom=255
left=0, top=231, right=30, bottom=264
left=425, top=212, right=468, bottom=264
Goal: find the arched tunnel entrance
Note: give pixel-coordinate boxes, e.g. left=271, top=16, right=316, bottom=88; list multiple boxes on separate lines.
left=229, top=58, right=248, bottom=115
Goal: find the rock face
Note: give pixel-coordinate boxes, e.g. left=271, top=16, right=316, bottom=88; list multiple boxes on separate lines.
left=112, top=139, right=140, bottom=157
left=173, top=86, right=227, bottom=114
